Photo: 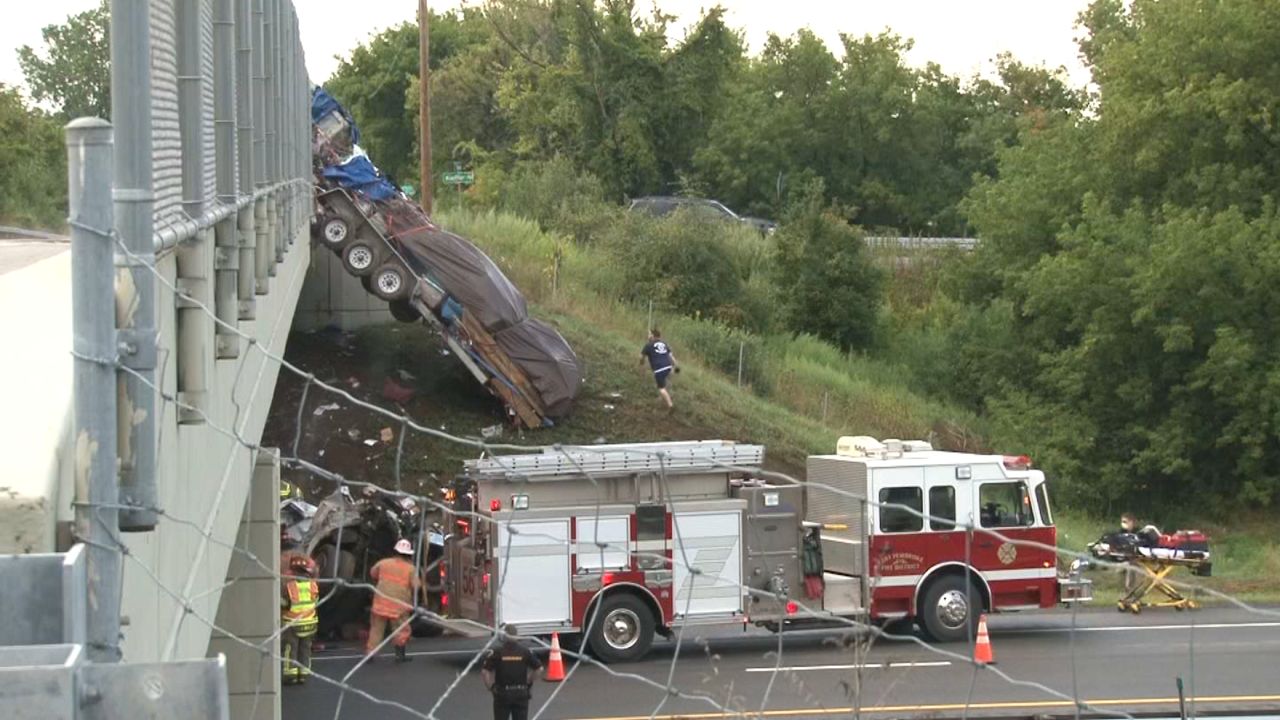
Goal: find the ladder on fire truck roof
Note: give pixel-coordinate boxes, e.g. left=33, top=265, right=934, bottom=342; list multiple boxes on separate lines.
left=466, top=440, right=765, bottom=481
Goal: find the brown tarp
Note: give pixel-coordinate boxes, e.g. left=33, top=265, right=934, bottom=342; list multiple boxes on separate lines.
left=382, top=201, right=528, bottom=333
left=494, top=320, right=582, bottom=419
left=376, top=198, right=581, bottom=417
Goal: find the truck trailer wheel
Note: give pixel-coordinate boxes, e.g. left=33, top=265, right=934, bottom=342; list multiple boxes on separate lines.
left=388, top=299, right=420, bottom=323
left=342, top=241, right=379, bottom=276
left=919, top=575, right=982, bottom=643
left=320, top=216, right=351, bottom=249
left=587, top=593, right=654, bottom=664
left=371, top=262, right=410, bottom=302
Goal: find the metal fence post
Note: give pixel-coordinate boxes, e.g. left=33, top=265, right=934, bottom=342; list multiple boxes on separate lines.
left=213, top=0, right=241, bottom=359
left=252, top=0, right=271, bottom=295
left=175, top=0, right=210, bottom=424
left=737, top=341, right=745, bottom=387
left=235, top=0, right=258, bottom=319
left=111, top=0, right=158, bottom=532
left=67, top=118, right=123, bottom=663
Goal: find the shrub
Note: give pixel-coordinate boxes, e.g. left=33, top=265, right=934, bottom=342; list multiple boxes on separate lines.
left=772, top=189, right=885, bottom=351
left=492, top=157, right=619, bottom=245
left=602, top=210, right=757, bottom=328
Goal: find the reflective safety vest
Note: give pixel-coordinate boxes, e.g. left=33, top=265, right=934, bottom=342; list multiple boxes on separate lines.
left=283, top=579, right=319, bottom=636
left=370, top=557, right=417, bottom=618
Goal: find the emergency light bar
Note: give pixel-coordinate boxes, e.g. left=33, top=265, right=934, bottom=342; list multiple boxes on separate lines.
left=1002, top=455, right=1033, bottom=470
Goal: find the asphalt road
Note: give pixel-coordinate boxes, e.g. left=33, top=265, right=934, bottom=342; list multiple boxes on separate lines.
left=283, top=607, right=1280, bottom=719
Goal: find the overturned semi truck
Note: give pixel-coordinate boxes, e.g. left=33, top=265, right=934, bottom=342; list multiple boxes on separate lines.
left=310, top=87, right=581, bottom=427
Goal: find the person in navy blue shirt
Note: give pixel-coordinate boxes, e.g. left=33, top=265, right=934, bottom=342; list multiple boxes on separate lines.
left=640, top=328, right=680, bottom=409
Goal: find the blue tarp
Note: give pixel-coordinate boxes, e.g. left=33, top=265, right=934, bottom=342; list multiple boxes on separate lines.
left=321, top=155, right=399, bottom=201
left=311, top=86, right=360, bottom=145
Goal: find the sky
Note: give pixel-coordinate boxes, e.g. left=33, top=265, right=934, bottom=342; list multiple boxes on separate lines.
left=1, top=0, right=1094, bottom=95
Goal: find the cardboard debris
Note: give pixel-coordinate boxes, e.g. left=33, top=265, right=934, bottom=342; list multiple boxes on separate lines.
left=481, top=424, right=503, bottom=439
left=380, top=427, right=394, bottom=443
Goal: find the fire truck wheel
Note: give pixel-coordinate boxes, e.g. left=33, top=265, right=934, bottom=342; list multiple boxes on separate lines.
left=587, top=593, right=654, bottom=663
left=919, top=575, right=982, bottom=643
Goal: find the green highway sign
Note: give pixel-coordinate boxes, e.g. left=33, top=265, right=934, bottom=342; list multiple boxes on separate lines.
left=442, top=170, right=475, bottom=185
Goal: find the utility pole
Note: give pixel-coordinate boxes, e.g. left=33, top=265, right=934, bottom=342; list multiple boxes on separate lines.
left=419, top=0, right=433, bottom=214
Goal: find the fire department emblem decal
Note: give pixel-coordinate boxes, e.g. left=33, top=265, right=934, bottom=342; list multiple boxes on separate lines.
left=997, top=542, right=1017, bottom=565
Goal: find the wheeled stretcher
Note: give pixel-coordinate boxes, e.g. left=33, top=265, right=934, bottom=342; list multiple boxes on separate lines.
left=1088, top=530, right=1211, bottom=614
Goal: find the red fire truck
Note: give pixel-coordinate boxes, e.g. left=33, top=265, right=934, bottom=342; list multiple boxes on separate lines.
left=443, top=438, right=1091, bottom=662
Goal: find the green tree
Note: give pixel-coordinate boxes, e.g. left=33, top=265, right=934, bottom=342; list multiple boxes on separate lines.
left=0, top=85, right=67, bottom=228
left=772, top=185, right=884, bottom=351
left=604, top=209, right=762, bottom=328
left=692, top=30, right=837, bottom=219
left=954, top=0, right=1280, bottom=511
left=326, top=9, right=490, bottom=187
left=17, top=0, right=110, bottom=120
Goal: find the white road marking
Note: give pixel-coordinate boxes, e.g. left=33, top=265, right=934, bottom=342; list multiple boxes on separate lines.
left=1018, top=621, right=1280, bottom=634
left=745, top=661, right=951, bottom=672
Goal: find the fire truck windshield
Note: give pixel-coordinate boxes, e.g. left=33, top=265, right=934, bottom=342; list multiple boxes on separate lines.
left=1035, top=481, right=1053, bottom=525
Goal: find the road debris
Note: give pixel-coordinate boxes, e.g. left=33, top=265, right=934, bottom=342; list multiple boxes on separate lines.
left=383, top=377, right=415, bottom=404
left=313, top=402, right=341, bottom=417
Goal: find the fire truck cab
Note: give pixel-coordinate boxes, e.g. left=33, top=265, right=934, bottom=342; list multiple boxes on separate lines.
left=443, top=438, right=1090, bottom=663
left=809, top=436, right=1090, bottom=642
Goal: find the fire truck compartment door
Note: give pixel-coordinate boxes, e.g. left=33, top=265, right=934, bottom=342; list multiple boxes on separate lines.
left=673, top=509, right=744, bottom=618
left=496, top=520, right=572, bottom=626
left=576, top=515, right=630, bottom=570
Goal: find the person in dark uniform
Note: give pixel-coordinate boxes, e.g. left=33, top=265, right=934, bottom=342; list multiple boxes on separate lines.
left=640, top=328, right=680, bottom=409
left=481, top=624, right=543, bottom=720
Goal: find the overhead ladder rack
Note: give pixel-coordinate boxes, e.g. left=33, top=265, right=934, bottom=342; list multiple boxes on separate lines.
left=466, top=440, right=766, bottom=481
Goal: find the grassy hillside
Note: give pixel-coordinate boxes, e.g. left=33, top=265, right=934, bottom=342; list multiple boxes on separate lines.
left=438, top=208, right=986, bottom=451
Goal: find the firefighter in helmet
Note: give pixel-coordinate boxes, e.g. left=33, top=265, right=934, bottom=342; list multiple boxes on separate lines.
left=366, top=538, right=422, bottom=662
left=281, top=554, right=319, bottom=684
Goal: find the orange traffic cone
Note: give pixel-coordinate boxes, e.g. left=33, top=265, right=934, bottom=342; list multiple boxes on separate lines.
left=544, top=632, right=566, bottom=682
left=974, top=613, right=995, bottom=665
